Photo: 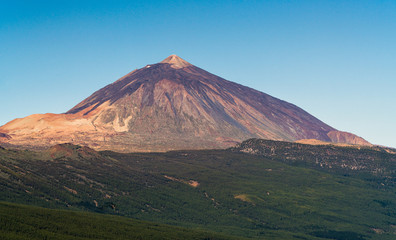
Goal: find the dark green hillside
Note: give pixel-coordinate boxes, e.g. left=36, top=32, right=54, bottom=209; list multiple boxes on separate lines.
left=232, top=139, right=396, bottom=186
left=0, top=202, right=240, bottom=240
left=0, top=141, right=395, bottom=239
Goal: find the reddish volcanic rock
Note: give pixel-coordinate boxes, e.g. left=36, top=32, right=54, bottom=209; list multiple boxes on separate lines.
left=327, top=130, right=371, bottom=146
left=0, top=133, right=11, bottom=140
left=0, top=55, right=371, bottom=152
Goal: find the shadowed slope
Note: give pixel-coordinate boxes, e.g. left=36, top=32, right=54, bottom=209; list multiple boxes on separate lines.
left=0, top=142, right=394, bottom=239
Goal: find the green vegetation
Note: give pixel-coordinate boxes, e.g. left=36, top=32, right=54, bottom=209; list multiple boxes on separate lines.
left=0, top=140, right=395, bottom=239
left=233, top=138, right=396, bottom=184
left=0, top=202, right=240, bottom=239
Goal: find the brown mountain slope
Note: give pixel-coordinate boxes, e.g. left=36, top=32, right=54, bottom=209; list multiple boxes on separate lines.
left=0, top=55, right=371, bottom=152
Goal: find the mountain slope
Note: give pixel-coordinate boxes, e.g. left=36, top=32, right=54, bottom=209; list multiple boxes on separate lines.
left=0, top=142, right=394, bottom=239
left=0, top=55, right=370, bottom=152
left=0, top=202, right=241, bottom=240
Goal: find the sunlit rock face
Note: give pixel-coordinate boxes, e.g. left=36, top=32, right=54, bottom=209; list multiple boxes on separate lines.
left=0, top=55, right=370, bottom=152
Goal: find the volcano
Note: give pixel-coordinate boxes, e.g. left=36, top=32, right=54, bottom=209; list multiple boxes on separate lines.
left=0, top=55, right=370, bottom=152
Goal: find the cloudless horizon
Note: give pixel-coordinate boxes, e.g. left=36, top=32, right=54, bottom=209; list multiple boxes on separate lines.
left=1, top=0, right=395, bottom=147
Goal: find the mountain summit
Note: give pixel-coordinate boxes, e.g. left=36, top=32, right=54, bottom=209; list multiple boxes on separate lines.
left=0, top=55, right=370, bottom=152
left=160, top=54, right=192, bottom=69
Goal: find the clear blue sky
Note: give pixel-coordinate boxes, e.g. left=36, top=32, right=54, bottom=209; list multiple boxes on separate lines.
left=1, top=0, right=395, bottom=147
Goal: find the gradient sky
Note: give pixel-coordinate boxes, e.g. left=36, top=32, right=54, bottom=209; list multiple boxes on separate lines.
left=1, top=0, right=395, bottom=147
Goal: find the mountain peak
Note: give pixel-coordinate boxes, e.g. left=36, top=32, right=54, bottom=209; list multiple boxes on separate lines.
left=0, top=55, right=371, bottom=152
left=160, top=54, right=192, bottom=69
